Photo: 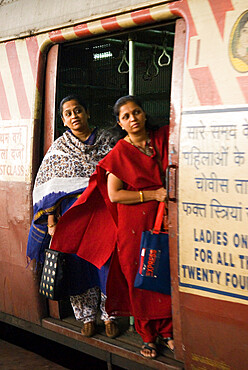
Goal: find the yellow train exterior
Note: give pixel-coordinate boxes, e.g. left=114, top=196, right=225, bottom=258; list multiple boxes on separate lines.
left=0, top=0, right=248, bottom=369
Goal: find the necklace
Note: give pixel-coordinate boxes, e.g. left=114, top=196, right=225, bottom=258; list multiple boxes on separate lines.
left=128, top=134, right=153, bottom=156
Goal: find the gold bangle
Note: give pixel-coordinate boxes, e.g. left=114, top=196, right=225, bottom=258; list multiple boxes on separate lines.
left=47, top=223, right=56, bottom=228
left=139, top=190, right=144, bottom=203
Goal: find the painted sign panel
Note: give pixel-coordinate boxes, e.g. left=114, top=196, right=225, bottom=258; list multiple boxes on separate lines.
left=178, top=106, right=248, bottom=305
left=0, top=121, right=30, bottom=182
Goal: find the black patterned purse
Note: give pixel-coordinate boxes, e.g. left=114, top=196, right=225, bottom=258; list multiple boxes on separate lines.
left=39, top=249, right=69, bottom=300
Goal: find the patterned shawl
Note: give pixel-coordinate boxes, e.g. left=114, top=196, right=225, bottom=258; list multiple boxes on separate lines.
left=26, top=128, right=116, bottom=263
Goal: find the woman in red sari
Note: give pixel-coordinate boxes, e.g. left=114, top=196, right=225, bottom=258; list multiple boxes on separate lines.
left=99, top=95, right=173, bottom=358
left=52, top=95, right=174, bottom=358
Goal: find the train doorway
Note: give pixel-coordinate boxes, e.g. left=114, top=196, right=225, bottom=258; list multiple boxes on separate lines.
left=43, top=17, right=185, bottom=366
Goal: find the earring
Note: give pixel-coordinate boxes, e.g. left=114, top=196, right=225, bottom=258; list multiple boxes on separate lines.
left=121, top=126, right=125, bottom=130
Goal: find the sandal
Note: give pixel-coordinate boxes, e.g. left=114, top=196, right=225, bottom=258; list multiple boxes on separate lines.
left=140, top=342, right=157, bottom=359
left=81, top=321, right=95, bottom=337
left=160, top=337, right=174, bottom=353
left=105, top=320, right=119, bottom=339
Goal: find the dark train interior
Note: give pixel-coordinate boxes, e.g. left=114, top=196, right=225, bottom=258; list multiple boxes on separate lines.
left=55, top=22, right=175, bottom=136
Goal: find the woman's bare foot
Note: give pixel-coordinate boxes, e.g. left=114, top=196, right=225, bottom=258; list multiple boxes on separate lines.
left=163, top=337, right=174, bottom=352
left=140, top=342, right=157, bottom=359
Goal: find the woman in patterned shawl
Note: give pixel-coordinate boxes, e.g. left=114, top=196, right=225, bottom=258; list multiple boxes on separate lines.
left=26, top=95, right=119, bottom=338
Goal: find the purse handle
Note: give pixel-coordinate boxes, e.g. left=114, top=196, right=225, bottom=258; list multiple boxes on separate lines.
left=153, top=201, right=165, bottom=234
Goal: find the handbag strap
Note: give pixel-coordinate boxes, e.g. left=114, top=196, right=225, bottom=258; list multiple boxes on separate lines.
left=153, top=142, right=168, bottom=234
left=153, top=202, right=165, bottom=234
left=152, top=140, right=168, bottom=234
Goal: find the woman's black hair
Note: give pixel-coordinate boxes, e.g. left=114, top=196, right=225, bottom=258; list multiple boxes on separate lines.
left=113, top=95, right=158, bottom=135
left=113, top=95, right=144, bottom=122
left=59, top=94, right=88, bottom=118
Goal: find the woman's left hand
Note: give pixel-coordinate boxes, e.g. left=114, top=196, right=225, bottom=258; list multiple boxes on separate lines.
left=48, top=224, right=57, bottom=237
left=153, top=187, right=167, bottom=202
left=47, top=214, right=57, bottom=237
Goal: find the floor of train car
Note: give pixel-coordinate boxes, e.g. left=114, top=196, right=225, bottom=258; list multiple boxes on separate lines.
left=42, top=313, right=183, bottom=369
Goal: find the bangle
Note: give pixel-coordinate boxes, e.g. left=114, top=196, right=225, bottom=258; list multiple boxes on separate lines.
left=47, top=223, right=56, bottom=228
left=139, top=190, right=144, bottom=203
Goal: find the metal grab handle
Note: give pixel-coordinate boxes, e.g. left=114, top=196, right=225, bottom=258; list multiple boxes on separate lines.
left=158, top=48, right=171, bottom=67
left=143, top=46, right=159, bottom=81
left=158, top=36, right=171, bottom=67
left=166, top=165, right=177, bottom=202
left=118, top=42, right=129, bottom=74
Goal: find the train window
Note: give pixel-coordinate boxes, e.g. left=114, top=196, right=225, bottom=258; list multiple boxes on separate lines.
left=55, top=23, right=175, bottom=137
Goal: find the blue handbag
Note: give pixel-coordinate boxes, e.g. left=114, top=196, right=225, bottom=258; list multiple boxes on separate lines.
left=134, top=202, right=171, bottom=295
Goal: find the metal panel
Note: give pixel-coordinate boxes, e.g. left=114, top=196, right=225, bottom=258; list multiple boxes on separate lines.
left=168, top=18, right=186, bottom=363
left=44, top=44, right=58, bottom=153
left=176, top=1, right=248, bottom=368
left=0, top=181, right=47, bottom=324
left=0, top=0, right=178, bottom=42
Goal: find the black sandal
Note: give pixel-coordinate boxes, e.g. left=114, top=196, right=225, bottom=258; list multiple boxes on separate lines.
left=140, top=342, right=157, bottom=359
left=160, top=337, right=174, bottom=353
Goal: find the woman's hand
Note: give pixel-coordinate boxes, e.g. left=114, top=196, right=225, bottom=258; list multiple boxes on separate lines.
left=153, top=187, right=167, bottom=202
left=48, top=224, right=57, bottom=237
left=47, top=214, right=57, bottom=237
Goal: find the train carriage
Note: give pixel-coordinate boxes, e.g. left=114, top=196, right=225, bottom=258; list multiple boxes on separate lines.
left=0, top=0, right=248, bottom=368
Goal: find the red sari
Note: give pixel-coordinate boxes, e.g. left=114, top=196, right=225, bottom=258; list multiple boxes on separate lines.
left=52, top=125, right=172, bottom=338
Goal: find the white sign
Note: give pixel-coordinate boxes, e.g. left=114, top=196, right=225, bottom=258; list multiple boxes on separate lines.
left=0, top=123, right=29, bottom=181
left=179, top=106, right=248, bottom=304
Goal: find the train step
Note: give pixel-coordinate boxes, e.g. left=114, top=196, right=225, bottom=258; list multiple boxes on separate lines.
left=42, top=316, right=184, bottom=370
